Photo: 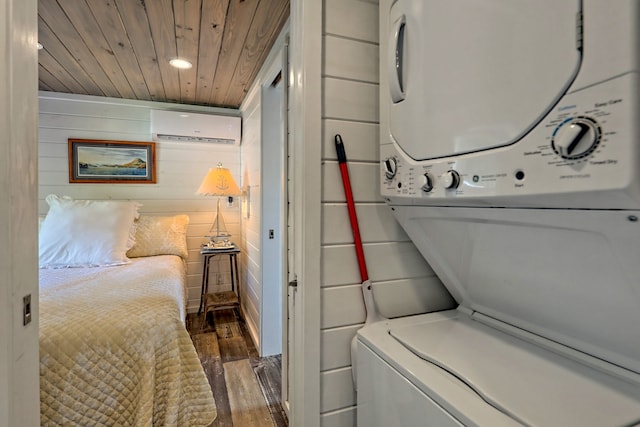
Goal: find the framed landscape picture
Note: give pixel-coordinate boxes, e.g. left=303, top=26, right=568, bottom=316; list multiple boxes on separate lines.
left=68, top=139, right=157, bottom=184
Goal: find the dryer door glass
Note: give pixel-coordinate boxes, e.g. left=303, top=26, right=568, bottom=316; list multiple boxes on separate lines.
left=387, top=0, right=581, bottom=160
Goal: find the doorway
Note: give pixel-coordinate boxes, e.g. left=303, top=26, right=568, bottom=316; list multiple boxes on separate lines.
left=260, top=69, right=285, bottom=358
left=254, top=41, right=292, bottom=414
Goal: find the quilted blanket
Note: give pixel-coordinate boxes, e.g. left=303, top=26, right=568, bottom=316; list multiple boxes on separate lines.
left=39, top=255, right=216, bottom=426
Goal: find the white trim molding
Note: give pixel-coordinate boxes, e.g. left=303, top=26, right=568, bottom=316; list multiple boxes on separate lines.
left=288, top=0, right=323, bottom=425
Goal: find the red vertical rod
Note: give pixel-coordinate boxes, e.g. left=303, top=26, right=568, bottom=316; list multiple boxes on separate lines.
left=335, top=134, right=369, bottom=283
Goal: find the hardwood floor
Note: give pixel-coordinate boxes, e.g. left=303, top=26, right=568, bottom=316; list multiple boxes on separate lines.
left=187, top=310, right=288, bottom=427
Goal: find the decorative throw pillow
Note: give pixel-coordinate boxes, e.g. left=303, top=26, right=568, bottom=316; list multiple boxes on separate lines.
left=39, top=195, right=141, bottom=268
left=127, top=214, right=190, bottom=259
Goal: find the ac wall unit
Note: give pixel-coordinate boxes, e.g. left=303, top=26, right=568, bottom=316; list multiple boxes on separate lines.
left=150, top=110, right=241, bottom=145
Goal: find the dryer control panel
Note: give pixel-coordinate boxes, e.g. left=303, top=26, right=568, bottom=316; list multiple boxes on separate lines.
left=381, top=74, right=640, bottom=209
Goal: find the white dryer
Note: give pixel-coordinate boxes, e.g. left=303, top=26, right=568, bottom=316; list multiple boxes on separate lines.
left=358, top=0, right=640, bottom=425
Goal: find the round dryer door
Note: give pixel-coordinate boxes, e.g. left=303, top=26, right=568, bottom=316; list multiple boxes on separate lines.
left=387, top=0, right=581, bottom=161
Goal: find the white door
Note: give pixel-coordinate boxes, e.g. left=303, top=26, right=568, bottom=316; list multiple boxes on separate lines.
left=260, top=70, right=285, bottom=357
left=0, top=0, right=40, bottom=425
left=257, top=40, right=292, bottom=412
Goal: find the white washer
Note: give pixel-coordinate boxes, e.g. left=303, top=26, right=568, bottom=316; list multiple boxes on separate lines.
left=359, top=1, right=640, bottom=425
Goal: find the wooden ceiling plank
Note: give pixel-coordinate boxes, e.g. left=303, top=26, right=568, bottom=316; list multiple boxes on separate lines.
left=38, top=0, right=290, bottom=108
left=209, top=0, right=260, bottom=107
left=38, top=0, right=121, bottom=98
left=174, top=0, right=202, bottom=104
left=55, top=0, right=136, bottom=99
left=145, top=0, right=182, bottom=104
left=38, top=18, right=105, bottom=96
left=85, top=0, right=151, bottom=101
left=114, top=0, right=167, bottom=102
left=38, top=64, right=72, bottom=94
left=38, top=49, right=89, bottom=95
left=39, top=80, right=55, bottom=93
left=194, top=0, right=229, bottom=105
left=223, top=0, right=289, bottom=107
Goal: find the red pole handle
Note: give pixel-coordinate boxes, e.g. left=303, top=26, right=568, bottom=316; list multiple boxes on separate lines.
left=335, top=134, right=369, bottom=283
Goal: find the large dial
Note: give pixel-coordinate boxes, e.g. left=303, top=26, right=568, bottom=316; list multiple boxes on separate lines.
left=420, top=173, right=434, bottom=192
left=551, top=116, right=601, bottom=160
left=441, top=170, right=460, bottom=190
left=384, top=157, right=398, bottom=180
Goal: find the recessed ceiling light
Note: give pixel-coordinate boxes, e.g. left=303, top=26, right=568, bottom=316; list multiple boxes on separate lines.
left=169, top=58, right=192, bottom=69
left=37, top=42, right=43, bottom=50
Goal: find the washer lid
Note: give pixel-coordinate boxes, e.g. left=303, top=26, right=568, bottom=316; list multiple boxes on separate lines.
left=390, top=315, right=640, bottom=427
left=387, top=0, right=581, bottom=160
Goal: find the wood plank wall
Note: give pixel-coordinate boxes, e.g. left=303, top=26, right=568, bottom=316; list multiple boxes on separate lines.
left=319, top=0, right=455, bottom=425
left=37, top=92, right=242, bottom=313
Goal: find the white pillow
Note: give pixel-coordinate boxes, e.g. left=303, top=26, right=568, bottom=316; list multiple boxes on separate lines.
left=39, top=195, right=141, bottom=268
left=127, top=215, right=190, bottom=259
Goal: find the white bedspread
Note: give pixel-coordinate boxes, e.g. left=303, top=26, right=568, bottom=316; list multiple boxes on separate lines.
left=39, top=255, right=216, bottom=426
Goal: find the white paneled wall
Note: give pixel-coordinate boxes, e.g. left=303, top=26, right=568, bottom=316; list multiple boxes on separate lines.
left=319, top=0, right=455, bottom=425
left=239, top=84, right=263, bottom=349
left=38, top=92, right=242, bottom=313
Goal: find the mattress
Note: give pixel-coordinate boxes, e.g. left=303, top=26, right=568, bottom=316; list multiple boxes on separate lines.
left=39, top=255, right=216, bottom=426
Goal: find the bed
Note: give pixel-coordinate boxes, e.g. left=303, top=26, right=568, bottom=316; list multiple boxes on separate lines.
left=38, top=195, right=216, bottom=426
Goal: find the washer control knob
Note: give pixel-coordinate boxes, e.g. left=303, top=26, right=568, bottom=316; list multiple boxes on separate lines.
left=383, top=157, right=398, bottom=180
left=420, top=173, right=434, bottom=193
left=442, top=170, right=460, bottom=190
left=552, top=117, right=601, bottom=159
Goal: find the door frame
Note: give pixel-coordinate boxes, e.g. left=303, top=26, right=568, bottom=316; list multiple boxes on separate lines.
left=288, top=0, right=322, bottom=425
left=0, top=0, right=40, bottom=425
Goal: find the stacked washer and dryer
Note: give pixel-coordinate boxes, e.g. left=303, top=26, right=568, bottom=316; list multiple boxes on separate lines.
left=357, top=1, right=640, bottom=425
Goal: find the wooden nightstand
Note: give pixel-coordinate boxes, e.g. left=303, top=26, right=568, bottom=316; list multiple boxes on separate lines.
left=198, top=247, right=241, bottom=324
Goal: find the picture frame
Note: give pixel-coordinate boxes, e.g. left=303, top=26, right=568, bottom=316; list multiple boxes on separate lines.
left=68, top=139, right=157, bottom=184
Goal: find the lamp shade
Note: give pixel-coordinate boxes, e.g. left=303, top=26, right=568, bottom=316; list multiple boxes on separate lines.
left=196, top=164, right=241, bottom=196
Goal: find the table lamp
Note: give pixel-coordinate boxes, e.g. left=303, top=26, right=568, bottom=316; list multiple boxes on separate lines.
left=196, top=163, right=241, bottom=247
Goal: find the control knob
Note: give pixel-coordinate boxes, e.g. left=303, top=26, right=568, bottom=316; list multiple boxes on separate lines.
left=552, top=117, right=601, bottom=160
left=441, top=170, right=460, bottom=190
left=384, top=157, right=398, bottom=180
left=420, top=173, right=434, bottom=193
